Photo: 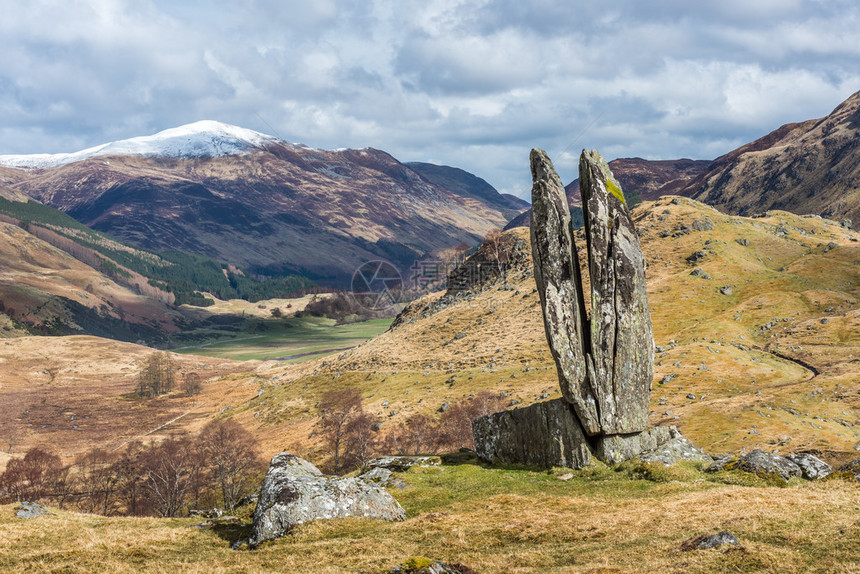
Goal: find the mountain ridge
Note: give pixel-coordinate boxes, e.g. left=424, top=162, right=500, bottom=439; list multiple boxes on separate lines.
left=1, top=125, right=516, bottom=285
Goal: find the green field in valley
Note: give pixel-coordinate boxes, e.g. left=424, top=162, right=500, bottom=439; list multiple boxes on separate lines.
left=172, top=316, right=392, bottom=362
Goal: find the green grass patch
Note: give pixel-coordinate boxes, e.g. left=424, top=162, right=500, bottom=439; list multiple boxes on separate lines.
left=173, top=317, right=392, bottom=361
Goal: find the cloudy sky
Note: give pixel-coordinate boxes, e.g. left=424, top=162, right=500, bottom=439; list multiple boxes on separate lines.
left=2, top=0, right=859, bottom=198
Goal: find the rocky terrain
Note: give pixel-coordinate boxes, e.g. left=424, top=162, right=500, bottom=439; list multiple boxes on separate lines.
left=683, top=89, right=860, bottom=227
left=0, top=122, right=516, bottom=285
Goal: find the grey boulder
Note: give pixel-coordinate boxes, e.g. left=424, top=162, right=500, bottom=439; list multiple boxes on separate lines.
left=681, top=531, right=741, bottom=551
left=785, top=453, right=833, bottom=480
left=249, top=453, right=406, bottom=548
left=836, top=459, right=860, bottom=480
left=16, top=502, right=50, bottom=519
left=706, top=449, right=802, bottom=482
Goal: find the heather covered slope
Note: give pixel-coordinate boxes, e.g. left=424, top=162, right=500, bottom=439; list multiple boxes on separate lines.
left=2, top=122, right=514, bottom=284
left=684, top=89, right=860, bottom=227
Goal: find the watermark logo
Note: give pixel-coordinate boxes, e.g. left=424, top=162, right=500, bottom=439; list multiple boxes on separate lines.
left=351, top=260, right=403, bottom=311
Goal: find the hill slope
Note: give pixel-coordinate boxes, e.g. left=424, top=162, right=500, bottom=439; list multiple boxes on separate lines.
left=244, top=197, right=859, bottom=464
left=1, top=122, right=513, bottom=285
left=683, top=89, right=860, bottom=226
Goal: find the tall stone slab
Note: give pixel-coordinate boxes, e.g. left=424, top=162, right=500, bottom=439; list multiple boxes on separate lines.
left=579, top=149, right=653, bottom=434
left=529, top=149, right=600, bottom=435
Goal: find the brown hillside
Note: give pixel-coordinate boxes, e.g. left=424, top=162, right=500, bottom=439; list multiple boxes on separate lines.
left=0, top=220, right=183, bottom=339
left=684, top=89, right=860, bottom=227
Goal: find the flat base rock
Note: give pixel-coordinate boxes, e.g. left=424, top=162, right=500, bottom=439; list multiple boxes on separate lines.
left=364, top=456, right=441, bottom=473
left=473, top=399, right=687, bottom=468
left=249, top=453, right=406, bottom=548
left=473, top=398, right=593, bottom=469
left=595, top=426, right=677, bottom=465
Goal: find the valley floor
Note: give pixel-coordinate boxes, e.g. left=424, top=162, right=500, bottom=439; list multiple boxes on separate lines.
left=1, top=456, right=858, bottom=573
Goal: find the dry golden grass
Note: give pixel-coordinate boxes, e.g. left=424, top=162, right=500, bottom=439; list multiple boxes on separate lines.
left=0, top=336, right=258, bottom=469
left=1, top=460, right=859, bottom=573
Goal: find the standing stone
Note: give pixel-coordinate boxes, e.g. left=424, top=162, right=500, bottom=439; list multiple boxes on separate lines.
left=580, top=149, right=653, bottom=434
left=530, top=149, right=600, bottom=435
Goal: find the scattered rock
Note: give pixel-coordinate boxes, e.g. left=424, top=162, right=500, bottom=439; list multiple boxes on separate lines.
left=719, top=285, right=733, bottom=296
left=735, top=238, right=750, bottom=246
left=689, top=268, right=711, bottom=280
left=836, top=459, right=860, bottom=480
left=659, top=374, right=676, bottom=385
left=437, top=402, right=451, bottom=413
left=839, top=218, right=852, bottom=229
left=638, top=435, right=713, bottom=466
left=15, top=502, right=50, bottom=519
left=785, top=453, right=832, bottom=480
left=557, top=473, right=574, bottom=481
left=390, top=557, right=477, bottom=574
left=706, top=449, right=802, bottom=482
left=359, top=467, right=409, bottom=489
left=686, top=250, right=708, bottom=264
left=681, top=531, right=741, bottom=551
left=686, top=393, right=696, bottom=400
left=691, top=218, right=714, bottom=231
left=248, top=453, right=406, bottom=548
left=364, top=456, right=441, bottom=473
left=821, top=318, right=830, bottom=324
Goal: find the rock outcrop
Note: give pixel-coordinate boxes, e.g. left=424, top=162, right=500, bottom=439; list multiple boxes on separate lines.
left=249, top=453, right=406, bottom=548
left=474, top=149, right=678, bottom=469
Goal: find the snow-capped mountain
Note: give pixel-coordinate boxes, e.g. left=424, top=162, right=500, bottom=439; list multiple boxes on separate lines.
left=1, top=121, right=523, bottom=285
left=0, top=120, right=284, bottom=169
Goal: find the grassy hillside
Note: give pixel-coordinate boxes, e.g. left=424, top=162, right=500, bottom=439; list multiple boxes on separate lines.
left=234, top=197, right=860, bottom=463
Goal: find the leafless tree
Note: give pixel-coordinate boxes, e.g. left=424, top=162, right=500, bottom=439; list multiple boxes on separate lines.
left=140, top=437, right=195, bottom=517
left=316, top=388, right=371, bottom=474
left=137, top=351, right=176, bottom=397
left=183, top=372, right=202, bottom=397
left=198, top=419, right=261, bottom=511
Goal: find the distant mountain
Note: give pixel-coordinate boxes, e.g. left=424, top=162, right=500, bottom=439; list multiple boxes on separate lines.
left=682, top=90, right=860, bottom=226
left=504, top=156, right=708, bottom=229
left=1, top=122, right=513, bottom=285
left=405, top=162, right=529, bottom=219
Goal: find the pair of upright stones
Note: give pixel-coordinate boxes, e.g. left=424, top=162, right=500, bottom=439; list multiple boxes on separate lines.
left=473, top=149, right=674, bottom=468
